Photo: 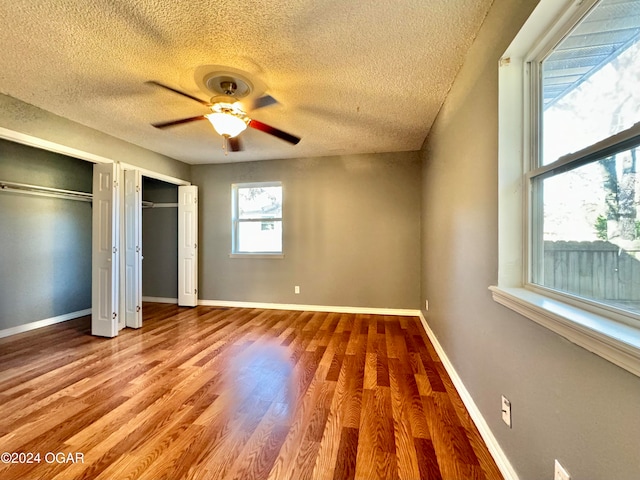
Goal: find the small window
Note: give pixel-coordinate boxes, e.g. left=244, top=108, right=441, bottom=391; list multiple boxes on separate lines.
left=529, top=0, right=640, bottom=319
left=231, top=182, right=283, bottom=254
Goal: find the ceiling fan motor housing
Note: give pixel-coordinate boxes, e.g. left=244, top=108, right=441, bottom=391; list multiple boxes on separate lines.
left=210, top=95, right=245, bottom=110
left=205, top=74, right=253, bottom=99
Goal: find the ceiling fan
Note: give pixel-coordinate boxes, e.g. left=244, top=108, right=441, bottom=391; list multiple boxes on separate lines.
left=148, top=78, right=300, bottom=153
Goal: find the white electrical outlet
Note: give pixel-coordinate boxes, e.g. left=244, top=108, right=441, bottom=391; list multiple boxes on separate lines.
left=425, top=300, right=429, bottom=311
left=294, top=285, right=300, bottom=294
left=501, top=395, right=512, bottom=428
left=554, top=460, right=571, bottom=480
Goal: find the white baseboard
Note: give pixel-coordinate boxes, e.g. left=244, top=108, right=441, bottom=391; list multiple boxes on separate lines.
left=418, top=312, right=519, bottom=480
left=0, top=308, right=92, bottom=339
left=142, top=296, right=178, bottom=304
left=198, top=299, right=420, bottom=317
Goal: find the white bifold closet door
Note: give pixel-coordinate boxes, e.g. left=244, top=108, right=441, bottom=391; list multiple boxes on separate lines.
left=178, top=185, right=198, bottom=307
left=92, top=163, right=120, bottom=337
left=122, top=169, right=142, bottom=328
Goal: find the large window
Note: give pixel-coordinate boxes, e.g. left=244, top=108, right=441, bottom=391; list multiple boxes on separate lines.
left=495, top=0, right=640, bottom=377
left=231, top=182, right=283, bottom=255
left=529, top=0, right=640, bottom=320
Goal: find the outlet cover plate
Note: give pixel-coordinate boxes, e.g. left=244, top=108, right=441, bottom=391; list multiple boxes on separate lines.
left=554, top=460, right=570, bottom=480
left=501, top=395, right=511, bottom=428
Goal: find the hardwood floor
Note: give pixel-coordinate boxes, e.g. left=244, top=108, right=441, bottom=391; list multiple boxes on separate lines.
left=0, top=304, right=503, bottom=480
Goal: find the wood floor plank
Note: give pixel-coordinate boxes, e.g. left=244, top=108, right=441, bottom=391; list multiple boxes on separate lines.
left=0, top=305, right=503, bottom=480
left=332, top=426, right=359, bottom=480
left=388, top=358, right=422, bottom=480
left=354, top=389, right=378, bottom=479
left=376, top=338, right=391, bottom=387
left=353, top=387, right=399, bottom=479
left=414, top=437, right=443, bottom=480
left=310, top=332, right=354, bottom=480
left=374, top=386, right=397, bottom=454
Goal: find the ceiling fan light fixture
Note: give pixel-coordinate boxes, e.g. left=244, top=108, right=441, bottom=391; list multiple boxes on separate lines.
left=207, top=112, right=248, bottom=138
left=205, top=101, right=249, bottom=138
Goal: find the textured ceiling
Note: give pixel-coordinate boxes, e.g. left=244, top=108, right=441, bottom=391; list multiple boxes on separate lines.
left=0, top=0, right=493, bottom=164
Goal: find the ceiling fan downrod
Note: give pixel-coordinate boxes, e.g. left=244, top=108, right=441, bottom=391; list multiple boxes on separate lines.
left=220, top=81, right=237, bottom=96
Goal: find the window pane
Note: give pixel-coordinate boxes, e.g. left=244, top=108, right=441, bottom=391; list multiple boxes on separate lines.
left=532, top=145, right=640, bottom=314
left=238, top=186, right=282, bottom=219
left=541, top=0, right=640, bottom=165
left=237, top=220, right=282, bottom=253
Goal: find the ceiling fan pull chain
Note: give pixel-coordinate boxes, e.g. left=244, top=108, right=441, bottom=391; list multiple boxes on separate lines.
left=222, top=135, right=229, bottom=156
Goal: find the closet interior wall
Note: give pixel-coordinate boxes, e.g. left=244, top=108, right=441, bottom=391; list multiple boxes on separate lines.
left=0, top=138, right=93, bottom=331
left=141, top=177, right=178, bottom=301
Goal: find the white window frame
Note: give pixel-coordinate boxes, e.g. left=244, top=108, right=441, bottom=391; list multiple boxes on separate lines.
left=492, top=0, right=640, bottom=378
left=230, top=181, right=284, bottom=258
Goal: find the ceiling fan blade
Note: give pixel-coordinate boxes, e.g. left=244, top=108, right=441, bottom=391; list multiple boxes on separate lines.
left=228, top=136, right=243, bottom=152
left=248, top=94, right=278, bottom=110
left=248, top=119, right=300, bottom=145
left=152, top=115, right=207, bottom=129
left=147, top=81, right=211, bottom=107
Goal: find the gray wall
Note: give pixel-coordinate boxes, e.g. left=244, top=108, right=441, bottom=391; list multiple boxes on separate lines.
left=142, top=177, right=178, bottom=299
left=420, top=0, right=640, bottom=478
left=0, top=139, right=93, bottom=329
left=0, top=93, right=191, bottom=181
left=192, top=152, right=421, bottom=309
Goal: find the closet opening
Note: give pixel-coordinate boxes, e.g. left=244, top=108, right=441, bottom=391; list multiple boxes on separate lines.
left=141, top=177, right=179, bottom=304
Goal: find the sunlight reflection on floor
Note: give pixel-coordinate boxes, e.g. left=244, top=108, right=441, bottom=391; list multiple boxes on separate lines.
left=224, top=340, right=298, bottom=422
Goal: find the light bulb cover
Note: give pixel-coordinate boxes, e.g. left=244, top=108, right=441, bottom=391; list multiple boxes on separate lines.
left=205, top=101, right=249, bottom=138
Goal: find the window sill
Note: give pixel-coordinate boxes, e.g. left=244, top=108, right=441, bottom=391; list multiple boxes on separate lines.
left=489, top=286, right=640, bottom=378
left=229, top=253, right=284, bottom=259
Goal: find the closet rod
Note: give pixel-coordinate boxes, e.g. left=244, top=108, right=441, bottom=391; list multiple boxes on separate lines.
left=143, top=202, right=178, bottom=208
left=1, top=180, right=157, bottom=207
left=0, top=180, right=92, bottom=202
